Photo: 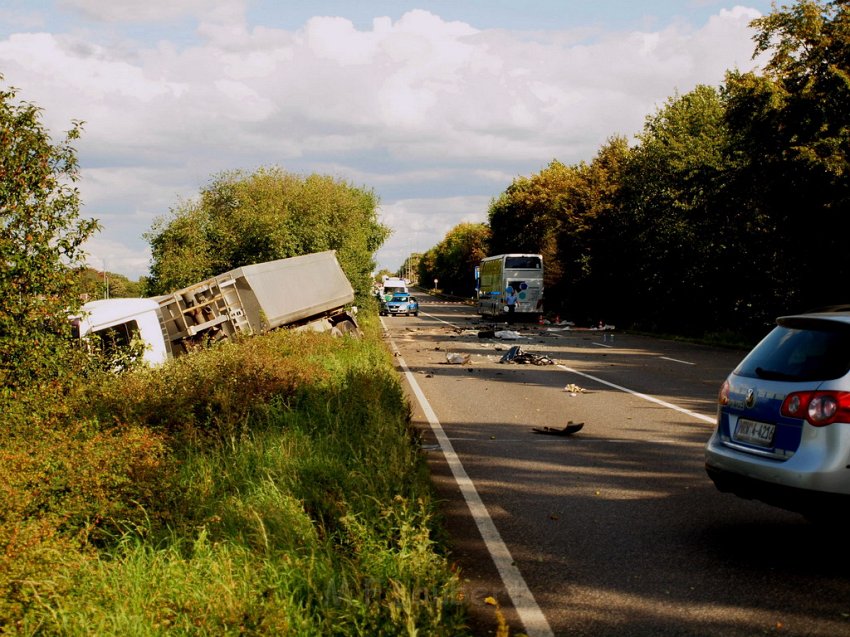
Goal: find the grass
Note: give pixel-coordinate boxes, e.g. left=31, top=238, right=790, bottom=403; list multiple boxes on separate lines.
left=0, top=316, right=470, bottom=635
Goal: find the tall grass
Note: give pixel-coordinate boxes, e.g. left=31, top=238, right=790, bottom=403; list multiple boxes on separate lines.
left=1, top=318, right=469, bottom=635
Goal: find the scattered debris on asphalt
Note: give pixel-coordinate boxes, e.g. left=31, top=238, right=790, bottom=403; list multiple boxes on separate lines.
left=532, top=421, right=585, bottom=436
left=499, top=345, right=555, bottom=365
left=563, top=383, right=587, bottom=395
left=445, top=352, right=471, bottom=365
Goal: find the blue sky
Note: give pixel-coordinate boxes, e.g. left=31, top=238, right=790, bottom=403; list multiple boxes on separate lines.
left=0, top=1, right=773, bottom=278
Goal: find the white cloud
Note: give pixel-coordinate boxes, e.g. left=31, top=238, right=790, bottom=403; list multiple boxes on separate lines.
left=376, top=195, right=491, bottom=272
left=82, top=235, right=152, bottom=280
left=0, top=4, right=768, bottom=277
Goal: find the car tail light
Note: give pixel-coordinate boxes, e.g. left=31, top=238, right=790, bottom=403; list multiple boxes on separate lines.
left=780, top=391, right=850, bottom=426
left=718, top=380, right=730, bottom=406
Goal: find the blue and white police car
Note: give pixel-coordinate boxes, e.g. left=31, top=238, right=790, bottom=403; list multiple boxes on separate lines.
left=380, top=292, right=419, bottom=317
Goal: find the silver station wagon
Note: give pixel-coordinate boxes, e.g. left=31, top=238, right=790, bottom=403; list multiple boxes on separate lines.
left=705, top=311, right=850, bottom=521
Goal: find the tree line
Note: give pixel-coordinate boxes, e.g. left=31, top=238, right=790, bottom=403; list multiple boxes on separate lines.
left=417, top=0, right=850, bottom=341
left=145, top=167, right=389, bottom=304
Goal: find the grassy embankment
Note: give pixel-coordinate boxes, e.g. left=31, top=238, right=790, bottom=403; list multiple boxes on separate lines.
left=0, top=316, right=469, bottom=635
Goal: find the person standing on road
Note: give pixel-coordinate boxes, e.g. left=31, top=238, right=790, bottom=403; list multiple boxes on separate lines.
left=505, top=286, right=518, bottom=324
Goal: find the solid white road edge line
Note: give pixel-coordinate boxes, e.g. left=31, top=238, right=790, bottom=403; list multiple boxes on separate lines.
left=557, top=364, right=716, bottom=424
left=384, top=325, right=554, bottom=637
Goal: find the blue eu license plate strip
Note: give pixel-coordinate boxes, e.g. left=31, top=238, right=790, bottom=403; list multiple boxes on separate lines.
left=733, top=418, right=776, bottom=447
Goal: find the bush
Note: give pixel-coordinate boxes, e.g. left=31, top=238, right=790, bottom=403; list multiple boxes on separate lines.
left=0, top=320, right=469, bottom=634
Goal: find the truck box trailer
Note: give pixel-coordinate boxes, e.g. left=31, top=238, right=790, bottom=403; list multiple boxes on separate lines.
left=76, top=251, right=359, bottom=365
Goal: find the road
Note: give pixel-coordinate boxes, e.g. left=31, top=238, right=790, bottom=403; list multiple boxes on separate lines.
left=381, top=293, right=850, bottom=637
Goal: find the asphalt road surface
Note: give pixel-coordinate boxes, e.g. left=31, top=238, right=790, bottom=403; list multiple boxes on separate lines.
left=381, top=293, right=850, bottom=637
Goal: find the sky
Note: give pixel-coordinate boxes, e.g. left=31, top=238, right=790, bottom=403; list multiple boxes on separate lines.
left=0, top=0, right=774, bottom=279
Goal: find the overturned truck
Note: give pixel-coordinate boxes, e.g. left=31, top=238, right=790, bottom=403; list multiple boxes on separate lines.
left=76, top=251, right=360, bottom=365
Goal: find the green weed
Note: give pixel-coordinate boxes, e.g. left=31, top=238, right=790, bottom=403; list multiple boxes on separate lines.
left=1, top=319, right=470, bottom=635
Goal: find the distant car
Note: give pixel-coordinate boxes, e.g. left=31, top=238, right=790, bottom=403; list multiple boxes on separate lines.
left=380, top=292, right=419, bottom=317
left=705, top=310, right=850, bottom=521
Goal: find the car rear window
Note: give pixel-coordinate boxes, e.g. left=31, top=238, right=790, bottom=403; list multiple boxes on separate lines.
left=735, top=322, right=850, bottom=382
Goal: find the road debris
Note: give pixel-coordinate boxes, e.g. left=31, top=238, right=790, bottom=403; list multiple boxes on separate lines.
left=563, top=383, right=587, bottom=395
left=445, top=352, right=471, bottom=365
left=532, top=421, right=585, bottom=436
left=494, top=330, right=522, bottom=340
left=499, top=345, right=555, bottom=365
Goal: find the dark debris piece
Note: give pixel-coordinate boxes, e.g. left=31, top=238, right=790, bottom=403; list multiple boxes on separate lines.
left=532, top=422, right=585, bottom=436
left=499, top=345, right=555, bottom=365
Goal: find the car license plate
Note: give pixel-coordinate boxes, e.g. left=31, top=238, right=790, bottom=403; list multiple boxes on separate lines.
left=733, top=418, right=775, bottom=447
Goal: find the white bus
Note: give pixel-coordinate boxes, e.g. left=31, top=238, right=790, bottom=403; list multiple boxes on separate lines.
left=476, top=253, right=543, bottom=318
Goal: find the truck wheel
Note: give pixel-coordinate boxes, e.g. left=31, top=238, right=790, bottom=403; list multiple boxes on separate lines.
left=333, top=319, right=361, bottom=338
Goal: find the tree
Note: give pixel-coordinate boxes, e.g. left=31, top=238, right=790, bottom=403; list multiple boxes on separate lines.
left=0, top=79, right=100, bottom=392
left=374, top=268, right=395, bottom=283
left=487, top=154, right=632, bottom=320
left=751, top=0, right=850, bottom=178
left=488, top=161, right=574, bottom=292
left=146, top=167, right=389, bottom=301
left=720, top=0, right=850, bottom=328
left=416, top=248, right=438, bottom=290
left=556, top=136, right=630, bottom=322
left=609, top=85, right=729, bottom=333
left=74, top=267, right=144, bottom=300
left=146, top=200, right=212, bottom=295
left=397, top=253, right=421, bottom=284
left=417, top=223, right=490, bottom=296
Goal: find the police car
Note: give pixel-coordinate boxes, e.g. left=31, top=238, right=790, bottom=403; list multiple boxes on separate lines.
left=380, top=292, right=419, bottom=317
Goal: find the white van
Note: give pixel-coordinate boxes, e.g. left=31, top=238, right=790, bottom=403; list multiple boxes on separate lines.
left=381, top=277, right=408, bottom=300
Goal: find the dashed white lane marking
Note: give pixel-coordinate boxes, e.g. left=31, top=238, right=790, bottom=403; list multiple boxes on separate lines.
left=660, top=356, right=696, bottom=366
left=420, top=311, right=459, bottom=328
left=556, top=364, right=716, bottom=425
left=398, top=315, right=712, bottom=425
left=383, top=319, right=554, bottom=637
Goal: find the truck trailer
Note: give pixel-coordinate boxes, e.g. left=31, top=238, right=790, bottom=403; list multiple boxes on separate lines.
left=76, top=251, right=360, bottom=366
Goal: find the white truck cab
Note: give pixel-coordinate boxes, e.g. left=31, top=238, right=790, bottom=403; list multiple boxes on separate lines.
left=75, top=298, right=171, bottom=366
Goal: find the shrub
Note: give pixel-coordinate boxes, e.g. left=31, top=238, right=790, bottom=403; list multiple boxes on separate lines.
left=1, top=321, right=469, bottom=634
